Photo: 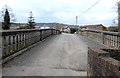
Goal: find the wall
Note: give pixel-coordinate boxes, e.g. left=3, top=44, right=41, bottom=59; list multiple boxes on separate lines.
left=1, top=29, right=61, bottom=59
left=79, top=30, right=120, bottom=49
left=89, top=25, right=103, bottom=30
left=80, top=25, right=103, bottom=30
left=88, top=47, right=120, bottom=77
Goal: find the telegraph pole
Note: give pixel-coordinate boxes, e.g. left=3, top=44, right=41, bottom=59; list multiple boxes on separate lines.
left=118, top=2, right=120, bottom=49
left=118, top=2, right=120, bottom=32
left=76, top=16, right=78, bottom=26
left=76, top=16, right=78, bottom=33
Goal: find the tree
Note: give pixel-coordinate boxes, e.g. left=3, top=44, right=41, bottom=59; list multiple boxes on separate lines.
left=108, top=26, right=118, bottom=32
left=2, top=9, right=10, bottom=30
left=1, top=5, right=16, bottom=30
left=102, top=26, right=108, bottom=31
left=0, top=5, right=16, bottom=22
left=54, top=23, right=63, bottom=31
left=27, top=11, right=35, bottom=29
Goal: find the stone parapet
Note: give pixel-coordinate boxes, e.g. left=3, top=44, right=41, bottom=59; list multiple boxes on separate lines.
left=79, top=30, right=120, bottom=49
left=88, top=47, right=120, bottom=77
left=1, top=29, right=61, bottom=60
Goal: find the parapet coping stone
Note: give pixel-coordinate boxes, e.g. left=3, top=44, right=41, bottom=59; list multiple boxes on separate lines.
left=89, top=47, right=120, bottom=71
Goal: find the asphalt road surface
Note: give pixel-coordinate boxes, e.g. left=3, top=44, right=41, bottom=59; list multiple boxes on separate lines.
left=2, top=33, right=106, bottom=76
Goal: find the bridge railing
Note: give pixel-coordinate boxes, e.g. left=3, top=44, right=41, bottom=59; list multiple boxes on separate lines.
left=79, top=30, right=120, bottom=48
left=0, top=29, right=61, bottom=59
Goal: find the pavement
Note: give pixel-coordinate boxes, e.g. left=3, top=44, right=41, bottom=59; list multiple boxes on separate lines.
left=2, top=33, right=106, bottom=76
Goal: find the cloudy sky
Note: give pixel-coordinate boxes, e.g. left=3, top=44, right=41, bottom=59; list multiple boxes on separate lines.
left=0, top=0, right=119, bottom=27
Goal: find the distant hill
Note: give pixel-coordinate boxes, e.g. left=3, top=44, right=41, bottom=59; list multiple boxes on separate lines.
left=13, top=23, right=68, bottom=27
left=36, top=23, right=56, bottom=27
left=35, top=23, right=68, bottom=27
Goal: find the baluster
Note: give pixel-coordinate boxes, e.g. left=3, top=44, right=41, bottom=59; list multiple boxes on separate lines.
left=2, top=36, right=6, bottom=58
left=12, top=36, right=15, bottom=53
left=25, top=33, right=27, bottom=47
left=29, top=33, right=31, bottom=46
left=22, top=34, right=25, bottom=48
left=40, top=31, right=42, bottom=41
left=19, top=34, right=22, bottom=50
left=16, top=35, right=19, bottom=51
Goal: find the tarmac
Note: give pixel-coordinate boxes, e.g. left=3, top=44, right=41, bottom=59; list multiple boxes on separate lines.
left=2, top=33, right=106, bottom=76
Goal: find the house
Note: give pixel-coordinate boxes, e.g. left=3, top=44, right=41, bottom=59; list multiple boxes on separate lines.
left=10, top=23, right=20, bottom=30
left=80, top=24, right=104, bottom=30
left=62, top=25, right=79, bottom=33
left=35, top=24, right=50, bottom=29
left=62, top=26, right=70, bottom=33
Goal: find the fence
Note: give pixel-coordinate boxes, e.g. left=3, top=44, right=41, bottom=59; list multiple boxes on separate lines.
left=79, top=30, right=120, bottom=48
left=1, top=29, right=61, bottom=59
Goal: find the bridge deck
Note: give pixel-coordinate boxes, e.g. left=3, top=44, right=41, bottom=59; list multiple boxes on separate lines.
left=3, top=33, right=106, bottom=76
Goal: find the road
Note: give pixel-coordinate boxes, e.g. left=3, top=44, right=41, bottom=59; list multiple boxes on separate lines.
left=2, top=33, right=106, bottom=76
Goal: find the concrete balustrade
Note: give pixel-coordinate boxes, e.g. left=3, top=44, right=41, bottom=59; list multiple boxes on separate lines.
left=0, top=29, right=61, bottom=59
left=79, top=30, right=120, bottom=48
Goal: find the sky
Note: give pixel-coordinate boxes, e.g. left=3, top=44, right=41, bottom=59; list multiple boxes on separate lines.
left=0, top=0, right=120, bottom=27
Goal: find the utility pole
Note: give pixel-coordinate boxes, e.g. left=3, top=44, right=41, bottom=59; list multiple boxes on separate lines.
left=76, top=16, right=78, bottom=33
left=76, top=16, right=78, bottom=26
left=118, top=2, right=120, bottom=49
left=118, top=2, right=120, bottom=32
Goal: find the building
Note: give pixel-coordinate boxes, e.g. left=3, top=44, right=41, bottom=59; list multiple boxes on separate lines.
left=35, top=24, right=50, bottom=29
left=10, top=23, right=20, bottom=30
left=62, top=26, right=70, bottom=33
left=80, top=24, right=104, bottom=30
left=62, top=25, right=79, bottom=33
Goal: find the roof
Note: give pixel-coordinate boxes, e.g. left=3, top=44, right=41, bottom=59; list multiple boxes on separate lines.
left=80, top=24, right=103, bottom=28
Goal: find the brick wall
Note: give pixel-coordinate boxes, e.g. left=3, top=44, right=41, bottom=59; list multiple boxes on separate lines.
left=88, top=47, right=120, bottom=77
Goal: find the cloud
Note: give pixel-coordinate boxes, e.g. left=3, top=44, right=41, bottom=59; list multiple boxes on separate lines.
left=0, top=0, right=119, bottom=26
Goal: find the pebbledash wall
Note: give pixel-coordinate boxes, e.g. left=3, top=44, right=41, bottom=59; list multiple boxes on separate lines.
left=79, top=30, right=120, bottom=77
left=1, top=29, right=61, bottom=60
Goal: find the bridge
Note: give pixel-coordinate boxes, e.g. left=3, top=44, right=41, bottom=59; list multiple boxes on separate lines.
left=0, top=29, right=120, bottom=77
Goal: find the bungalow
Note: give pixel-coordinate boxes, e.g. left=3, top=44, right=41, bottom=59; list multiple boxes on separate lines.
left=80, top=24, right=104, bottom=30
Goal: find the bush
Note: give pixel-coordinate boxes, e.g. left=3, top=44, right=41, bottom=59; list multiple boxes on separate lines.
left=108, top=26, right=118, bottom=32
left=18, top=26, right=30, bottom=29
left=102, top=26, right=108, bottom=31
